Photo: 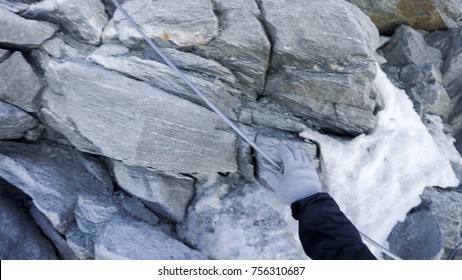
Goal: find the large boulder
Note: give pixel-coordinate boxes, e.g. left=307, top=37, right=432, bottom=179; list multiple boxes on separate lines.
left=347, top=0, right=462, bottom=35
left=0, top=141, right=113, bottom=233
left=0, top=52, right=43, bottom=112
left=195, top=1, right=271, bottom=93
left=259, top=0, right=380, bottom=136
left=42, top=61, right=237, bottom=173
left=0, top=8, right=55, bottom=49
left=426, top=28, right=462, bottom=99
left=103, top=0, right=218, bottom=48
left=387, top=187, right=462, bottom=260
left=425, top=28, right=462, bottom=153
left=380, top=25, right=452, bottom=119
left=24, top=0, right=108, bottom=45
left=88, top=50, right=240, bottom=120
left=387, top=210, right=444, bottom=260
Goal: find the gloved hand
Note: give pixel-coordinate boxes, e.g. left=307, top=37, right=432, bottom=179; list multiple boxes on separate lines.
left=261, top=144, right=321, bottom=205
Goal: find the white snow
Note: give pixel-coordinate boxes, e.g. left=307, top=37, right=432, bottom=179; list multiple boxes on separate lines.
left=300, top=65, right=460, bottom=256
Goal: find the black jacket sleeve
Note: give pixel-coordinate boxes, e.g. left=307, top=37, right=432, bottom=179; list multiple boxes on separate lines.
left=291, top=192, right=376, bottom=260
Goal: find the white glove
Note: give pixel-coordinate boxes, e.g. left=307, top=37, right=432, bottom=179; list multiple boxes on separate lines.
left=262, top=144, right=321, bottom=204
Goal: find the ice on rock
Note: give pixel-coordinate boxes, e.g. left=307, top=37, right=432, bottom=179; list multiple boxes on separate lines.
left=300, top=66, right=459, bottom=256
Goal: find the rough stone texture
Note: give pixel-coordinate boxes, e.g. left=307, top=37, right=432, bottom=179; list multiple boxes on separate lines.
left=74, top=194, right=120, bottom=236
left=88, top=51, right=240, bottom=120
left=195, top=5, right=271, bottom=93
left=65, top=223, right=94, bottom=260
left=24, top=0, right=108, bottom=45
left=260, top=0, right=380, bottom=135
left=212, top=0, right=260, bottom=15
left=421, top=187, right=462, bottom=259
left=380, top=26, right=452, bottom=119
left=426, top=28, right=462, bottom=99
left=178, top=174, right=307, bottom=259
left=113, top=161, right=195, bottom=222
left=250, top=99, right=309, bottom=133
left=95, top=218, right=207, bottom=260
left=425, top=28, right=462, bottom=147
left=347, top=0, right=462, bottom=35
left=382, top=27, right=442, bottom=68
left=104, top=0, right=218, bottom=48
left=0, top=51, right=43, bottom=112
left=119, top=194, right=160, bottom=226
left=0, top=141, right=113, bottom=233
left=42, top=62, right=236, bottom=173
left=388, top=210, right=444, bottom=260
left=42, top=61, right=238, bottom=173
left=0, top=101, right=38, bottom=139
left=0, top=8, right=55, bottom=49
left=0, top=180, right=58, bottom=260
left=157, top=48, right=237, bottom=86
left=30, top=205, right=76, bottom=259
left=0, top=0, right=29, bottom=13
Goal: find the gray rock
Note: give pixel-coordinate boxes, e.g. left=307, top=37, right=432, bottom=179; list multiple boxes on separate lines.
left=0, top=49, right=10, bottom=62
left=0, top=181, right=58, bottom=260
left=119, top=195, right=160, bottom=226
left=65, top=223, right=94, bottom=260
left=212, top=0, right=260, bottom=15
left=74, top=194, right=120, bottom=235
left=265, top=69, right=378, bottom=135
left=0, top=141, right=113, bottom=233
left=177, top=174, right=307, bottom=259
left=159, top=48, right=237, bottom=86
left=380, top=26, right=451, bottom=119
left=261, top=0, right=379, bottom=73
left=88, top=52, right=240, bottom=120
left=347, top=0, right=462, bottom=35
left=42, top=61, right=238, bottom=173
left=0, top=101, right=38, bottom=139
left=382, top=26, right=442, bottom=69
left=421, top=187, right=462, bottom=259
left=0, top=0, right=29, bottom=13
left=426, top=28, right=462, bottom=99
left=259, top=0, right=379, bottom=135
left=0, top=52, right=43, bottom=112
left=104, top=0, right=218, bottom=48
left=24, top=123, right=45, bottom=142
left=0, top=8, right=55, bottom=49
left=30, top=205, right=75, bottom=259
left=195, top=7, right=271, bottom=93
left=250, top=99, right=308, bottom=133
left=406, top=82, right=451, bottom=119
left=265, top=87, right=377, bottom=135
left=24, top=0, right=108, bottom=45
left=113, top=161, right=195, bottom=222
left=388, top=210, right=443, bottom=260
left=95, top=218, right=207, bottom=260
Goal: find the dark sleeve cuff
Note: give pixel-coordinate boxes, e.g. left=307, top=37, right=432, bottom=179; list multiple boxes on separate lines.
left=291, top=192, right=331, bottom=220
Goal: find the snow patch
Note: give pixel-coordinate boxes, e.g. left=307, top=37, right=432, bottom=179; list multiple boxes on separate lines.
left=300, top=66, right=459, bottom=255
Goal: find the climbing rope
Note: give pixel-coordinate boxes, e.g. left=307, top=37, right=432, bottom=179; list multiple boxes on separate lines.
left=111, top=0, right=402, bottom=260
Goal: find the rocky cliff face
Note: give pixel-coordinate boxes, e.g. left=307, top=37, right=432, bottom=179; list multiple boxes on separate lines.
left=1, top=0, right=461, bottom=260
